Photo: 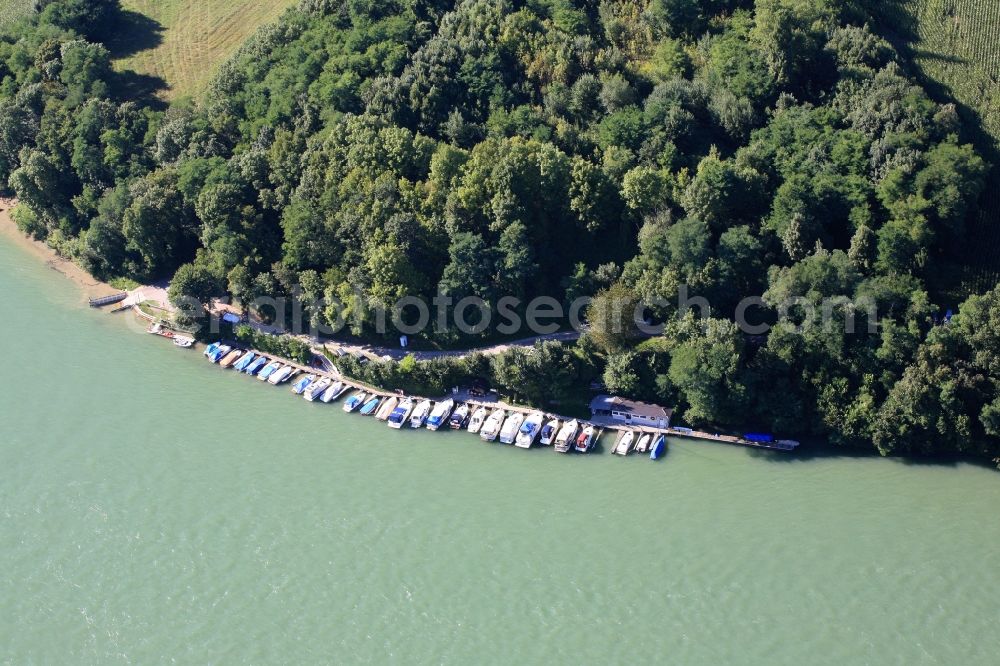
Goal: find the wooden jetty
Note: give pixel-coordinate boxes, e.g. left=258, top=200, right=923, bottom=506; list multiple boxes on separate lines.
left=88, top=291, right=127, bottom=307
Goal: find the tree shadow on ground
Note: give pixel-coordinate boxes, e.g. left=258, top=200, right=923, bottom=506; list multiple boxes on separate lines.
left=113, top=70, right=168, bottom=110
left=105, top=10, right=165, bottom=59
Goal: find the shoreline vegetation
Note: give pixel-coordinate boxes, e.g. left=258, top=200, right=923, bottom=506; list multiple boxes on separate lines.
left=2, top=1, right=999, bottom=462
left=0, top=214, right=1000, bottom=468
left=0, top=198, right=116, bottom=301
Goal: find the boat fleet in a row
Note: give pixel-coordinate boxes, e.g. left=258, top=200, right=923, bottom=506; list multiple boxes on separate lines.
left=203, top=342, right=666, bottom=459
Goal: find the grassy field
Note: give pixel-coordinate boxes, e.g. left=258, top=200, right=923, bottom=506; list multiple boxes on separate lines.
left=112, top=0, right=297, bottom=99
left=0, top=0, right=34, bottom=29
left=875, top=0, right=1000, bottom=299
left=888, top=0, right=1000, bottom=147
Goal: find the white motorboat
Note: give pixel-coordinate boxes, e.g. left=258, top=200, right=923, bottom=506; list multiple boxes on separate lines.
left=574, top=425, right=596, bottom=453
left=426, top=399, right=454, bottom=431
left=514, top=411, right=545, bottom=449
left=387, top=398, right=414, bottom=428
left=173, top=335, right=194, bottom=348
left=257, top=360, right=282, bottom=381
left=466, top=406, right=488, bottom=434
left=449, top=403, right=470, bottom=429
left=634, top=433, right=652, bottom=453
left=614, top=430, right=636, bottom=456
left=304, top=377, right=332, bottom=401
left=342, top=390, right=368, bottom=412
left=499, top=412, right=525, bottom=445
left=554, top=419, right=580, bottom=453
left=320, top=381, right=345, bottom=403
left=291, top=374, right=317, bottom=395
left=267, top=365, right=294, bottom=385
left=539, top=418, right=560, bottom=446
left=480, top=409, right=506, bottom=441
left=409, top=399, right=433, bottom=428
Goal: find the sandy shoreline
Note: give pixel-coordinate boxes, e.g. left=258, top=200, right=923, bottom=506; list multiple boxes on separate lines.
left=0, top=198, right=119, bottom=301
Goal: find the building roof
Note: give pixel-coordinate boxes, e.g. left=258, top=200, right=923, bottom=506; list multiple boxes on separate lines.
left=589, top=395, right=673, bottom=420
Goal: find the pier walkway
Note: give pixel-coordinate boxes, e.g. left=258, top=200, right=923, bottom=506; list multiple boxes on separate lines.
left=207, top=341, right=798, bottom=454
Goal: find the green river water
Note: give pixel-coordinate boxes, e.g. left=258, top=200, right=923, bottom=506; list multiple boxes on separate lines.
left=2, top=237, right=999, bottom=665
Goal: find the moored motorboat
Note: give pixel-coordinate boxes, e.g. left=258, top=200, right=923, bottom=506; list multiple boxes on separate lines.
left=244, top=355, right=269, bottom=375
left=480, top=409, right=506, bottom=441
left=574, top=425, right=596, bottom=453
left=267, top=365, right=294, bottom=385
left=343, top=391, right=368, bottom=412
left=409, top=399, right=433, bottom=428
left=232, top=351, right=256, bottom=372
left=514, top=411, right=545, bottom=449
left=387, top=398, right=415, bottom=428
left=304, top=377, right=332, bottom=401
left=291, top=374, right=317, bottom=395
left=173, top=335, right=194, bottom=348
left=449, top=403, right=470, bottom=429
left=208, top=345, right=231, bottom=363
left=539, top=418, right=560, bottom=446
left=375, top=396, right=399, bottom=421
left=614, top=430, right=636, bottom=456
left=426, top=399, right=454, bottom=431
left=650, top=434, right=666, bottom=460
left=466, top=406, right=488, bottom=434
left=634, top=433, right=652, bottom=454
left=274, top=367, right=296, bottom=384
left=320, top=381, right=346, bottom=403
left=219, top=349, right=242, bottom=368
left=499, top=412, right=525, bottom=445
left=204, top=342, right=221, bottom=358
left=554, top=419, right=580, bottom=453
left=360, top=396, right=381, bottom=415
left=258, top=360, right=282, bottom=381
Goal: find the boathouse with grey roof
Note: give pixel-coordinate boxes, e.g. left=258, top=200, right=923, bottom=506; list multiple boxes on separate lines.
left=589, top=395, right=672, bottom=429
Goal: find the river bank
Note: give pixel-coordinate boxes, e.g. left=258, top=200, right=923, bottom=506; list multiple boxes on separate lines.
left=0, top=198, right=117, bottom=302
left=4, top=232, right=1000, bottom=664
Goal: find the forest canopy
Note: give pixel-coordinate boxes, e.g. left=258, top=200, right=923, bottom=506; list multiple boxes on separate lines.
left=1, top=0, right=998, bottom=458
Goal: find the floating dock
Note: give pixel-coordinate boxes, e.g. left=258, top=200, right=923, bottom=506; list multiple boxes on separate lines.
left=88, top=292, right=127, bottom=307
